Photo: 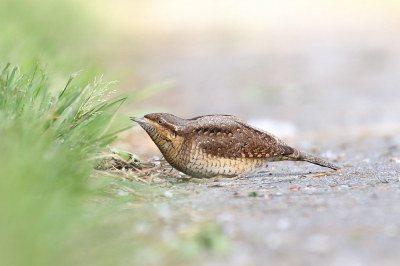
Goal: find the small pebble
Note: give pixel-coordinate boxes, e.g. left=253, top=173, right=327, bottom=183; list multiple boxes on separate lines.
left=164, top=191, right=173, bottom=198
left=117, top=190, right=129, bottom=196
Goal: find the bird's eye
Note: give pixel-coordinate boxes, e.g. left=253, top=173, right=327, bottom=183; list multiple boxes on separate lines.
left=158, top=120, right=163, bottom=124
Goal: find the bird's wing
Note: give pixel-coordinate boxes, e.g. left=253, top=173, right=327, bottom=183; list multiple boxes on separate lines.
left=189, top=116, right=294, bottom=159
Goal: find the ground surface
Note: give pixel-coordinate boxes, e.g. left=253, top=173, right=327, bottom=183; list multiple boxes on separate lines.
left=147, top=136, right=400, bottom=266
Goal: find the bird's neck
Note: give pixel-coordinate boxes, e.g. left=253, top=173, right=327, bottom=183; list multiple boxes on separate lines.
left=148, top=132, right=185, bottom=163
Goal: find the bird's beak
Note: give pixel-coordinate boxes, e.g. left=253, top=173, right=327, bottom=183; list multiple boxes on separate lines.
left=130, top=117, right=147, bottom=125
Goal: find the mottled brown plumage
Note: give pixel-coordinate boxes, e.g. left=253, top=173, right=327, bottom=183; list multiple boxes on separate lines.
left=131, top=113, right=341, bottom=178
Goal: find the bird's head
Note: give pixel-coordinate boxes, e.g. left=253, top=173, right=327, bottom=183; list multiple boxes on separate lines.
left=130, top=113, right=184, bottom=142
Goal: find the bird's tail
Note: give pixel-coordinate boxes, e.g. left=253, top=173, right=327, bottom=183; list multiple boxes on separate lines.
left=289, top=150, right=342, bottom=171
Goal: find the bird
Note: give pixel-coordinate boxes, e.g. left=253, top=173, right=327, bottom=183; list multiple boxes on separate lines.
left=130, top=113, right=342, bottom=178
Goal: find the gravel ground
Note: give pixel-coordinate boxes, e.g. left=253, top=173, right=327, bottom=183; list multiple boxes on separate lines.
left=160, top=136, right=400, bottom=266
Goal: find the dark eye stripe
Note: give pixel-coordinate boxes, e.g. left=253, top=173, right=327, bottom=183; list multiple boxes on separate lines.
left=163, top=122, right=177, bottom=132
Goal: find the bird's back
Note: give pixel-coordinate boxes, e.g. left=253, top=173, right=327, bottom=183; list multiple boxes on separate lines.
left=168, top=115, right=293, bottom=177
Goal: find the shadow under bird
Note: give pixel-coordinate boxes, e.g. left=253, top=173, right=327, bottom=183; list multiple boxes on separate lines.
left=131, top=113, right=341, bottom=178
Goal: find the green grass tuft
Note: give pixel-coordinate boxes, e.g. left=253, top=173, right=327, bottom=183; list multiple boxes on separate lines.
left=0, top=63, right=129, bottom=266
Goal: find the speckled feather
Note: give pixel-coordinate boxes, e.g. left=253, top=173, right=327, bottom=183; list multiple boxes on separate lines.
left=186, top=115, right=294, bottom=159
left=131, top=113, right=341, bottom=178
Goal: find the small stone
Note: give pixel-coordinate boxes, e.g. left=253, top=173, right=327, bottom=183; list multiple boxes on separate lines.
left=390, top=157, right=400, bottom=164
left=117, top=190, right=129, bottom=196
left=164, top=191, right=173, bottom=198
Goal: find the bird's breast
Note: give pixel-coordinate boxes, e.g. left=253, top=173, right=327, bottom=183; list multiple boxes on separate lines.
left=174, top=138, right=265, bottom=177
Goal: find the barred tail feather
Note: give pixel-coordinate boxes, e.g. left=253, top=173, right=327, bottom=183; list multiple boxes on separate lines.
left=297, top=151, right=341, bottom=170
